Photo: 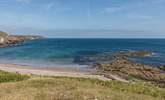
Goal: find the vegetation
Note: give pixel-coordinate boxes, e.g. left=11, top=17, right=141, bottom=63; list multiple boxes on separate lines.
left=0, top=31, right=8, bottom=37
left=0, top=70, right=30, bottom=83
left=0, top=71, right=164, bottom=100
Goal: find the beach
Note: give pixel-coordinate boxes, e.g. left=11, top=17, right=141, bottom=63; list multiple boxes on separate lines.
left=0, top=60, right=164, bottom=100
left=0, top=63, right=132, bottom=82
left=0, top=63, right=112, bottom=81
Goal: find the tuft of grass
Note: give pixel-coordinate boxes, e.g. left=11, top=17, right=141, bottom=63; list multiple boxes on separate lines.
left=0, top=70, right=30, bottom=83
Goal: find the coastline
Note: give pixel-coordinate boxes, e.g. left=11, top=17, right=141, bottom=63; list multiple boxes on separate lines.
left=0, top=37, right=164, bottom=87
left=0, top=50, right=164, bottom=84
left=0, top=63, right=111, bottom=81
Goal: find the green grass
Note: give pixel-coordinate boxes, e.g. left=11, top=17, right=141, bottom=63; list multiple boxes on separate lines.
left=0, top=70, right=30, bottom=83
left=0, top=31, right=8, bottom=37
left=0, top=71, right=164, bottom=100
left=49, top=76, right=165, bottom=98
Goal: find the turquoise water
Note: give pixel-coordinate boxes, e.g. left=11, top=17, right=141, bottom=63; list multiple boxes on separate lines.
left=0, top=39, right=165, bottom=67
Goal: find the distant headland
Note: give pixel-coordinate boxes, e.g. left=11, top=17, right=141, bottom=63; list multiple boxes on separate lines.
left=0, top=31, right=43, bottom=48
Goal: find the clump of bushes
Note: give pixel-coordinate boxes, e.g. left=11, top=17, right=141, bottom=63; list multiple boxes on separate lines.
left=0, top=70, right=30, bottom=83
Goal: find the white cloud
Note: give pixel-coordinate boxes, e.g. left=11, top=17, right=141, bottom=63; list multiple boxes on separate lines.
left=16, top=0, right=32, bottom=4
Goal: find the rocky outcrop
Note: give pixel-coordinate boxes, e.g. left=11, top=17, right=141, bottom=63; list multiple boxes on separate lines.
left=114, top=51, right=152, bottom=57
left=6, top=35, right=43, bottom=43
left=0, top=34, right=43, bottom=48
left=73, top=50, right=152, bottom=65
left=159, top=65, right=165, bottom=71
left=73, top=51, right=114, bottom=65
left=74, top=50, right=165, bottom=87
left=94, top=58, right=165, bottom=87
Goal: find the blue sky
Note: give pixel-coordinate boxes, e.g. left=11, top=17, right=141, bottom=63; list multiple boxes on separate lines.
left=0, top=0, right=165, bottom=38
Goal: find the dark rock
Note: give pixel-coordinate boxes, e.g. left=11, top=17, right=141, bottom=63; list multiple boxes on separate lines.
left=115, top=51, right=152, bottom=57
left=159, top=65, right=165, bottom=71
left=94, top=58, right=165, bottom=87
left=73, top=50, right=152, bottom=65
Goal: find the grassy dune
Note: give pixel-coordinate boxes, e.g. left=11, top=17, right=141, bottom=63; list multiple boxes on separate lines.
left=0, top=71, right=164, bottom=100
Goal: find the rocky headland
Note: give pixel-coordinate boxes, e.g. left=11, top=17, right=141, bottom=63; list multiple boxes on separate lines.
left=0, top=31, right=43, bottom=48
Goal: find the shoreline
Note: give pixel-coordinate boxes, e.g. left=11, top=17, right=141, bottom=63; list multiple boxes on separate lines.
left=0, top=63, right=112, bottom=81
left=0, top=63, right=91, bottom=73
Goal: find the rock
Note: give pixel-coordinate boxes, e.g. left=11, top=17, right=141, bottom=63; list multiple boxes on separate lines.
left=128, top=51, right=152, bottom=57
left=94, top=58, right=165, bottom=87
left=159, top=65, right=165, bottom=71
left=73, top=53, right=114, bottom=65
left=115, top=51, right=152, bottom=57
left=0, top=34, right=43, bottom=48
left=7, top=35, right=43, bottom=41
left=73, top=50, right=152, bottom=65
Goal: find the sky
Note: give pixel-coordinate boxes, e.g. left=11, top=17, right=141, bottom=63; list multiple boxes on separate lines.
left=0, top=0, right=165, bottom=38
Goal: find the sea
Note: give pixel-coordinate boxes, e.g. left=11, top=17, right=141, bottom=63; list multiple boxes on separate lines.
left=0, top=38, right=165, bottom=68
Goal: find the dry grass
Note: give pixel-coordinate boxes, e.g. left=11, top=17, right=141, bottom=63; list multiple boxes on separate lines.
left=0, top=76, right=164, bottom=100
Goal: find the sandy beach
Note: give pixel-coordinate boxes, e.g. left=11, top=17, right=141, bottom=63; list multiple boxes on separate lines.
left=0, top=63, right=112, bottom=81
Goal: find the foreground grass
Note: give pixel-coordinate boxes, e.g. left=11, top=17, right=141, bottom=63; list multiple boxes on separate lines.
left=0, top=70, right=30, bottom=83
left=0, top=71, right=164, bottom=100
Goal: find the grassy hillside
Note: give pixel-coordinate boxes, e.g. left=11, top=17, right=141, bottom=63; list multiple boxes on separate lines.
left=0, top=31, right=8, bottom=37
left=0, top=71, right=164, bottom=100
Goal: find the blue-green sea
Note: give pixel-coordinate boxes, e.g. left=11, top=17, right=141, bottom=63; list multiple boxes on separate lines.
left=0, top=39, right=165, bottom=68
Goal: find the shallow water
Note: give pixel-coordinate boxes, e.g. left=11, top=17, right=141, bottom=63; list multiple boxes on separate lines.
left=0, top=38, right=165, bottom=68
